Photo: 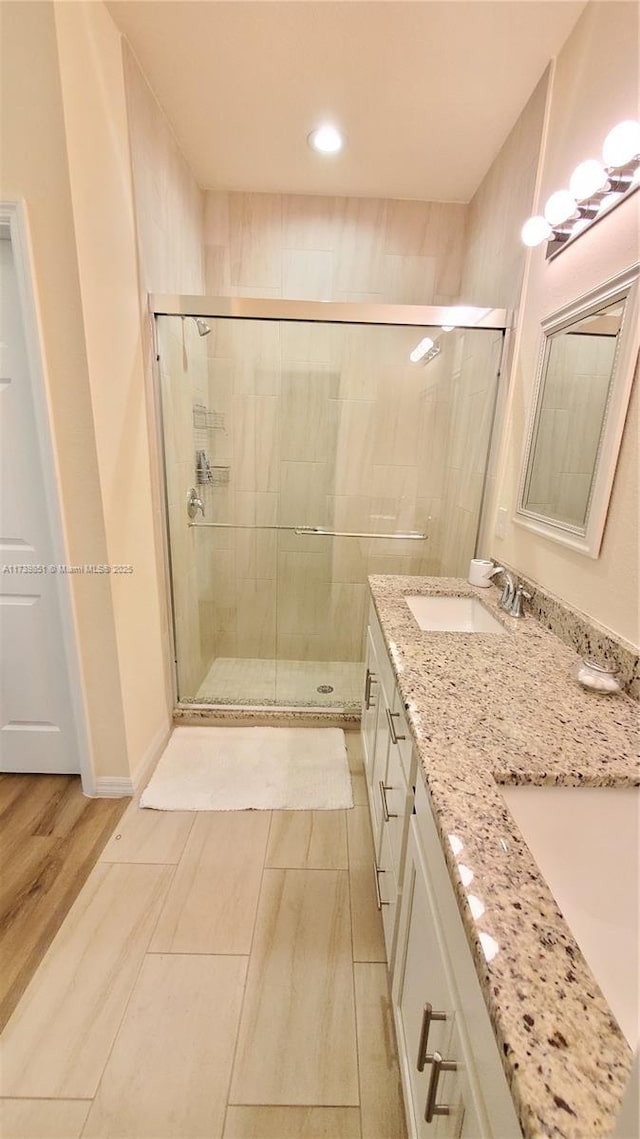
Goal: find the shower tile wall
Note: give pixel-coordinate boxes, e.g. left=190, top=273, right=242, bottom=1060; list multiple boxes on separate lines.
left=204, top=192, right=466, bottom=305
left=196, top=193, right=473, bottom=677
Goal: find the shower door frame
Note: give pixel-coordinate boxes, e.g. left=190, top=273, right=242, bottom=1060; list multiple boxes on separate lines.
left=150, top=295, right=510, bottom=717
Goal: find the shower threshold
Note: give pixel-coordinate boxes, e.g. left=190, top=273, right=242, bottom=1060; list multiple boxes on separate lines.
left=188, top=657, right=364, bottom=711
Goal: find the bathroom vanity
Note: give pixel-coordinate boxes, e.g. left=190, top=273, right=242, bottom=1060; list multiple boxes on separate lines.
left=361, top=575, right=638, bottom=1139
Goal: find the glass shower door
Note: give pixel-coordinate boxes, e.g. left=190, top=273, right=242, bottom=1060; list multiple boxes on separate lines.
left=156, top=311, right=502, bottom=711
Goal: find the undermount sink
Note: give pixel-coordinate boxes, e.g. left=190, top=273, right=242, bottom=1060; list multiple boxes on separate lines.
left=404, top=594, right=507, bottom=634
left=501, top=785, right=639, bottom=1047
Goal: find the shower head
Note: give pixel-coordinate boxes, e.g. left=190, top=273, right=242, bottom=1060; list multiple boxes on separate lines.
left=182, top=315, right=211, bottom=337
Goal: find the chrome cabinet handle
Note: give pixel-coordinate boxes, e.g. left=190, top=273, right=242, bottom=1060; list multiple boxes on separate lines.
left=378, top=780, right=397, bottom=823
left=386, top=707, right=406, bottom=745
left=364, top=668, right=377, bottom=709
left=372, top=860, right=390, bottom=910
left=417, top=1004, right=447, bottom=1072
left=424, top=1051, right=457, bottom=1122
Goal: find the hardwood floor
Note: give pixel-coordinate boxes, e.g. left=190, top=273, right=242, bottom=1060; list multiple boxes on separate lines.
left=0, top=774, right=127, bottom=1030
left=0, top=733, right=407, bottom=1138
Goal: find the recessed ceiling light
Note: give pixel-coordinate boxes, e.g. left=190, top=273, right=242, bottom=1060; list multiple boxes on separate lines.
left=308, top=125, right=343, bottom=154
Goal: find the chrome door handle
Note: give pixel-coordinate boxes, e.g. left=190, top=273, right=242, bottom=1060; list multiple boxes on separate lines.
left=373, top=860, right=390, bottom=910
left=417, top=1004, right=447, bottom=1072
left=364, top=668, right=377, bottom=709
left=378, top=780, right=397, bottom=822
left=425, top=1051, right=457, bottom=1121
left=386, top=707, right=406, bottom=745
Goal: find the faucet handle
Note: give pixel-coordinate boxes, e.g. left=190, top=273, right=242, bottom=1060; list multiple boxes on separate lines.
left=510, top=584, right=532, bottom=618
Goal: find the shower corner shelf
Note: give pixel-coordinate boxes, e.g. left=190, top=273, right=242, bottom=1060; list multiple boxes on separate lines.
left=193, top=403, right=225, bottom=431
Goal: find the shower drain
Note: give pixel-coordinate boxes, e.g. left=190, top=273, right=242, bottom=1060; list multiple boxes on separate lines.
left=317, top=684, right=334, bottom=694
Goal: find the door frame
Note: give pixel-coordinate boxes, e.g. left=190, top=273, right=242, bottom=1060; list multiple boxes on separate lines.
left=1, top=200, right=95, bottom=794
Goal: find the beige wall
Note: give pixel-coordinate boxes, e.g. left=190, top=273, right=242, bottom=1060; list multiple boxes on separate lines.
left=460, top=70, right=549, bottom=310
left=1, top=0, right=130, bottom=780
left=53, top=1, right=171, bottom=779
left=492, top=1, right=640, bottom=646
left=123, top=41, right=205, bottom=708
left=458, top=71, right=550, bottom=559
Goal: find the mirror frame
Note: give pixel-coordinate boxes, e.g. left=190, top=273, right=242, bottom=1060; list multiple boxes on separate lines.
left=515, top=263, right=639, bottom=558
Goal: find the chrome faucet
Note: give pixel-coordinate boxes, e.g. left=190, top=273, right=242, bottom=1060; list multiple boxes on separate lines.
left=487, top=566, right=531, bottom=616
left=487, top=565, right=515, bottom=611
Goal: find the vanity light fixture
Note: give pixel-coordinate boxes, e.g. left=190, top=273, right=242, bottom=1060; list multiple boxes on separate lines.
left=521, top=118, right=640, bottom=258
left=308, top=124, right=343, bottom=154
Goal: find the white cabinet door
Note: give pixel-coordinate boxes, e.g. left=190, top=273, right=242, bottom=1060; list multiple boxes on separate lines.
left=394, top=824, right=458, bottom=1139
left=0, top=229, right=81, bottom=773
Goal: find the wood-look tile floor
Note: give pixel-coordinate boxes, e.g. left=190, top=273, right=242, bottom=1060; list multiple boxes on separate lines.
left=0, top=733, right=408, bottom=1139
left=0, top=774, right=127, bottom=1031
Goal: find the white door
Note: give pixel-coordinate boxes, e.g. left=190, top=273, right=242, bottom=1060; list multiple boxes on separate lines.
left=0, top=226, right=81, bottom=773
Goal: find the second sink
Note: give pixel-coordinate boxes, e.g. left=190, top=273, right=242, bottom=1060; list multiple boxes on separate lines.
left=404, top=595, right=507, bottom=634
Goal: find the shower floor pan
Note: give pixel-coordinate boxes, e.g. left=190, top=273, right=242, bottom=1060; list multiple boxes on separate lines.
left=191, top=657, right=364, bottom=710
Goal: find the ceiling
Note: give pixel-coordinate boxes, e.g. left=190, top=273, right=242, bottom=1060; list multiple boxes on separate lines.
left=108, top=1, right=586, bottom=203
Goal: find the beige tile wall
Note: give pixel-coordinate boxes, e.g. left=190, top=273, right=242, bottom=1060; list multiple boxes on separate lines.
left=204, top=192, right=466, bottom=304
left=196, top=192, right=486, bottom=680
left=147, top=149, right=539, bottom=691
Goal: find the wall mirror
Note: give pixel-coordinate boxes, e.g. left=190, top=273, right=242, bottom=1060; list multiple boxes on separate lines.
left=516, top=263, right=639, bottom=557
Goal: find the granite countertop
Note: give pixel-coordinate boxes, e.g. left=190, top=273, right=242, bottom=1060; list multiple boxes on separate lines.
left=368, top=575, right=639, bottom=1139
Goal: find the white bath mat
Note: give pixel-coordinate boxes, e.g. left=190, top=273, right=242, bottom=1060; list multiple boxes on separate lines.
left=140, top=726, right=353, bottom=811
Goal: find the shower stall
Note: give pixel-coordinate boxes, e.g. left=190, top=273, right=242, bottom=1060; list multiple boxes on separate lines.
left=152, top=298, right=508, bottom=714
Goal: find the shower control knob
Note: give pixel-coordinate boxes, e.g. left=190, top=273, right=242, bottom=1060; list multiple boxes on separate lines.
left=187, top=487, right=205, bottom=520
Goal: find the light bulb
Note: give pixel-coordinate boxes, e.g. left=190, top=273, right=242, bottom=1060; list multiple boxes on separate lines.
left=441, top=324, right=455, bottom=333
left=602, top=120, right=640, bottom=168
left=544, top=190, right=577, bottom=226
left=521, top=215, right=552, bottom=247
left=308, top=125, right=343, bottom=154
left=409, top=337, right=434, bottom=363
left=569, top=159, right=608, bottom=201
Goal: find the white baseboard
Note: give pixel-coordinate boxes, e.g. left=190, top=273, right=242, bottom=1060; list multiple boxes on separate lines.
left=91, top=720, right=171, bottom=799
left=93, top=775, right=134, bottom=797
